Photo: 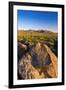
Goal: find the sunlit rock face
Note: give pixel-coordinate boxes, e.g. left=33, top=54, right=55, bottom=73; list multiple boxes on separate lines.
left=18, top=42, right=58, bottom=79
left=30, top=42, right=51, bottom=68
left=18, top=53, right=41, bottom=79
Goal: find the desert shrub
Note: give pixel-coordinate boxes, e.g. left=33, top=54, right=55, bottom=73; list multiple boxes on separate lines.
left=21, top=36, right=28, bottom=44
left=17, top=31, right=58, bottom=56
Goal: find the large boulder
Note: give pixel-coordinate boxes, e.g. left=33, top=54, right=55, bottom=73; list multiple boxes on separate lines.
left=30, top=43, right=57, bottom=78
left=44, top=44, right=58, bottom=77
left=18, top=42, right=27, bottom=61
left=30, top=42, right=51, bottom=68
left=18, top=53, right=42, bottom=79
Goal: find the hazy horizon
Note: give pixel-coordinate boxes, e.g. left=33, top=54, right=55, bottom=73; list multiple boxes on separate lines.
left=17, top=10, right=58, bottom=32
left=18, top=28, right=58, bottom=33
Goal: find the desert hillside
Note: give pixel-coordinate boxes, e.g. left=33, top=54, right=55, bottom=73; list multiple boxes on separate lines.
left=18, top=30, right=58, bottom=56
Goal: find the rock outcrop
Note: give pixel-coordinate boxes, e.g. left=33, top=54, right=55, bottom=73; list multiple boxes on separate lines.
left=18, top=42, right=58, bottom=79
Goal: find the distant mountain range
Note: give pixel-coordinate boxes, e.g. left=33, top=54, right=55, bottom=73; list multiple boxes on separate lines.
left=18, top=29, right=57, bottom=34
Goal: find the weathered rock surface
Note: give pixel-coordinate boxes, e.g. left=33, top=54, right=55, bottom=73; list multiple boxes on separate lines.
left=18, top=53, right=42, bottom=79
left=18, top=42, right=58, bottom=79
left=18, top=42, right=27, bottom=61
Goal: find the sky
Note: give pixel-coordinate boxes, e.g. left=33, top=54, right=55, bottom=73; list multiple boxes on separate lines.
left=17, top=10, right=58, bottom=32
